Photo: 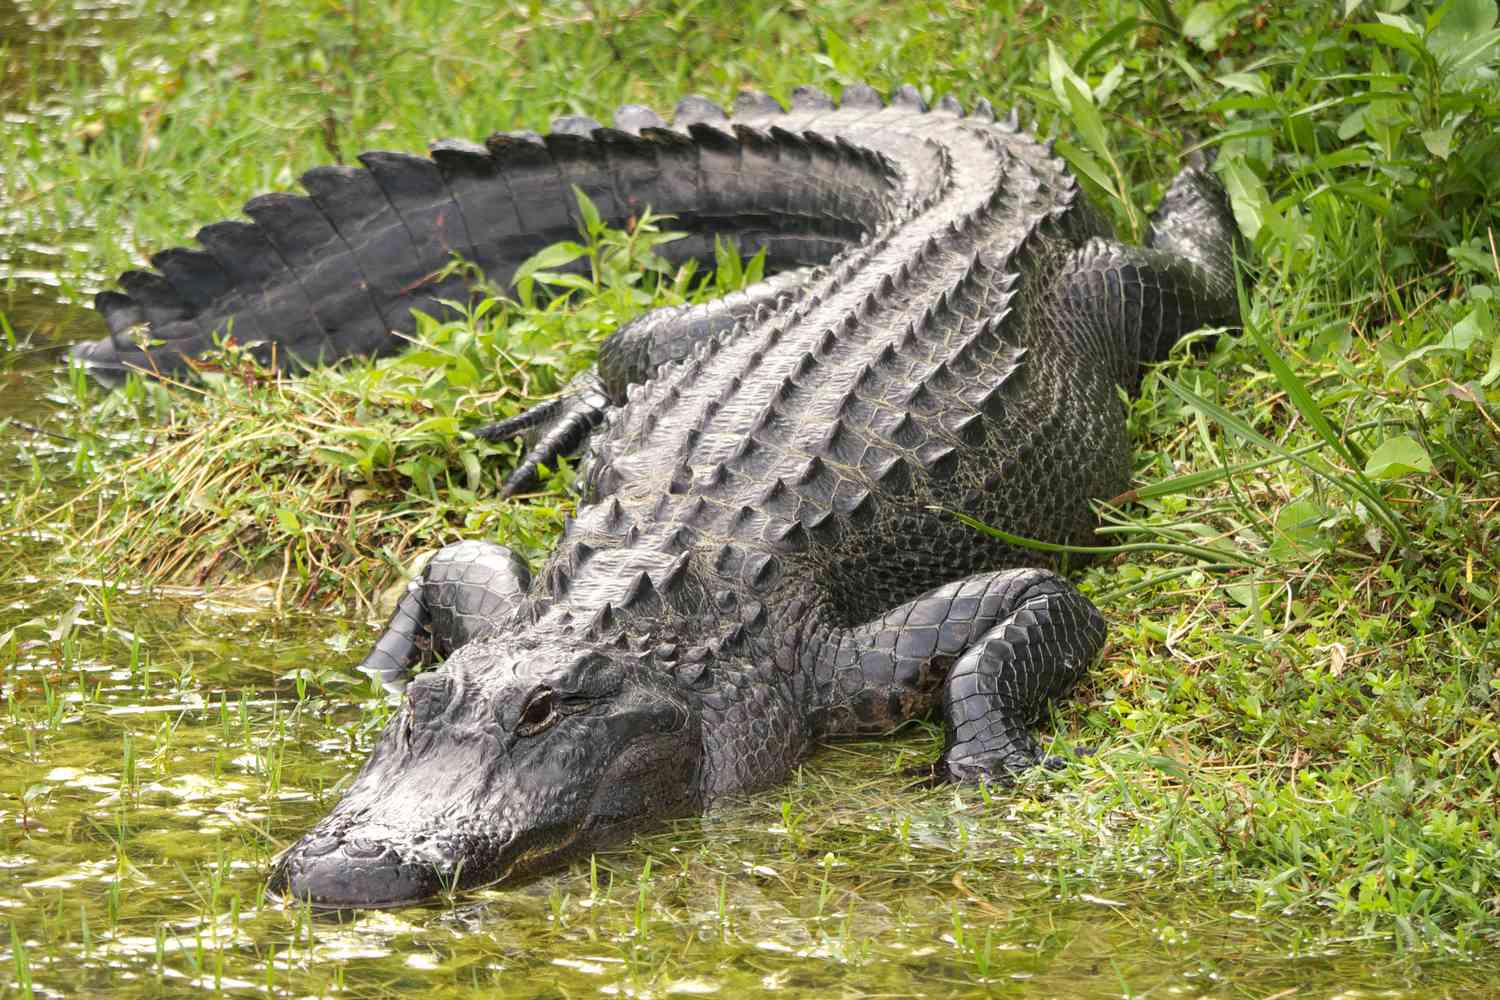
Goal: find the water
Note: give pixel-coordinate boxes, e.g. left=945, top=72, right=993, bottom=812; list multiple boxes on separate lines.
left=3, top=2, right=1500, bottom=996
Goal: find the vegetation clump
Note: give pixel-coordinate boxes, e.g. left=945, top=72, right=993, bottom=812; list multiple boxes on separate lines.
left=2, top=0, right=1498, bottom=982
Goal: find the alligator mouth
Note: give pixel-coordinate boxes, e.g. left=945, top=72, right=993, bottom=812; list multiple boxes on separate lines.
left=268, top=832, right=449, bottom=910
left=267, top=821, right=584, bottom=910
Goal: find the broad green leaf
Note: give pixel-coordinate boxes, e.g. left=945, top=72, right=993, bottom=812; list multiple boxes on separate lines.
left=513, top=241, right=587, bottom=284
left=410, top=415, right=461, bottom=436
left=311, top=447, right=360, bottom=470
left=1063, top=77, right=1111, bottom=167
left=1374, top=11, right=1420, bottom=35
left=1394, top=302, right=1492, bottom=369
left=573, top=186, right=601, bottom=234
left=460, top=449, right=483, bottom=493
left=820, top=28, right=855, bottom=76
left=1046, top=42, right=1092, bottom=108
left=1484, top=338, right=1500, bottom=386
left=1430, top=0, right=1497, bottom=59
left=1220, top=159, right=1270, bottom=240
left=1225, top=580, right=1272, bottom=608
left=1269, top=498, right=1328, bottom=562
left=1363, top=435, right=1433, bottom=479
left=1054, top=140, right=1116, bottom=199
left=1439, top=27, right=1500, bottom=80
left=1217, top=71, right=1267, bottom=96
left=1253, top=327, right=1366, bottom=468
left=1093, top=63, right=1125, bottom=104
left=1353, top=21, right=1426, bottom=58
left=1182, top=2, right=1230, bottom=49
left=275, top=508, right=302, bottom=535
left=531, top=272, right=595, bottom=291
left=1421, top=126, right=1454, bottom=159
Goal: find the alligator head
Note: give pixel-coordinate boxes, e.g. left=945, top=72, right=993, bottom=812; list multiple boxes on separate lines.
left=268, top=635, right=704, bottom=908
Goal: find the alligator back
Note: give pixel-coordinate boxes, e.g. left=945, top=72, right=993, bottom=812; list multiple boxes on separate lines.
left=549, top=105, right=1127, bottom=629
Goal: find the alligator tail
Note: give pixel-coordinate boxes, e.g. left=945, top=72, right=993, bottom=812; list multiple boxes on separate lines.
left=74, top=98, right=901, bottom=381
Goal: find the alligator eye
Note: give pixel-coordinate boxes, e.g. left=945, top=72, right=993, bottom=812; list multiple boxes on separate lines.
left=515, top=688, right=557, bottom=737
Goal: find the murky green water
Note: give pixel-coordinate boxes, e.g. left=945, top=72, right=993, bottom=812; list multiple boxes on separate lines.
left=4, top=2, right=1500, bottom=997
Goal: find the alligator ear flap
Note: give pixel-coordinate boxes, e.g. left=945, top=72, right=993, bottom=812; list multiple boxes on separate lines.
left=838, top=83, right=885, bottom=109
left=612, top=104, right=666, bottom=135
left=790, top=85, right=835, bottom=111
left=732, top=89, right=785, bottom=118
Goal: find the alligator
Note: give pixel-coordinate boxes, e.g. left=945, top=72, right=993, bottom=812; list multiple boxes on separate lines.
left=73, top=82, right=1241, bottom=908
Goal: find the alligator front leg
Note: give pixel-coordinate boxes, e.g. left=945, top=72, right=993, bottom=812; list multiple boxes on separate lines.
left=471, top=268, right=813, bottom=496
left=357, top=540, right=531, bottom=692
left=820, top=568, right=1105, bottom=782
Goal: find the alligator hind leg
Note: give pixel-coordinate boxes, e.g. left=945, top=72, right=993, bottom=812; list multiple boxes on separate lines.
left=357, top=540, right=531, bottom=692
left=824, top=569, right=1105, bottom=783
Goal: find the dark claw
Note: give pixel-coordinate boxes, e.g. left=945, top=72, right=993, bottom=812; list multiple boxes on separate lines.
left=471, top=397, right=563, bottom=441
left=471, top=373, right=612, bottom=497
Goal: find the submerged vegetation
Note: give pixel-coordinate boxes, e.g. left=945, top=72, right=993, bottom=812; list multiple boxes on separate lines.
left=2, top=0, right=1499, bottom=995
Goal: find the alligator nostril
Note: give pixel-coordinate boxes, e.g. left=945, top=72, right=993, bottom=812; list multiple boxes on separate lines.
left=300, top=833, right=342, bottom=858
left=342, top=837, right=391, bottom=860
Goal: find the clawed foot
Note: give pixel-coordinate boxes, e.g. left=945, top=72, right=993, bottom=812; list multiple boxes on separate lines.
left=471, top=372, right=611, bottom=497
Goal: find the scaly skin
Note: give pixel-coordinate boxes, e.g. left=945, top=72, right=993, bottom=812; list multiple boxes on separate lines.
left=77, top=83, right=1242, bottom=909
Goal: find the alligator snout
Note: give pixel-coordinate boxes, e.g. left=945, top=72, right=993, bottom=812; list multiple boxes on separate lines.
left=270, top=830, right=455, bottom=909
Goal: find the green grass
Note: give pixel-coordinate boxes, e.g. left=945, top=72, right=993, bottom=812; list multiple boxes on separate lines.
left=2, top=0, right=1500, bottom=988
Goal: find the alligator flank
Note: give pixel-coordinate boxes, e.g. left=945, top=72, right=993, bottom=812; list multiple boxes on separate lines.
left=75, top=83, right=1242, bottom=909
